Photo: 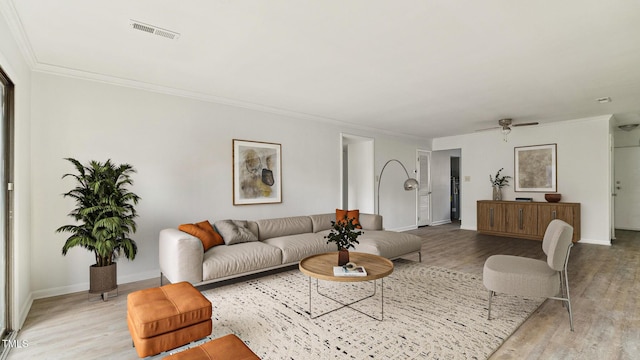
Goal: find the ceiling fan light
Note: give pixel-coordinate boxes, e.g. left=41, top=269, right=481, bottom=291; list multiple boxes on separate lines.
left=498, top=118, right=513, bottom=127
left=501, top=127, right=511, bottom=135
left=618, top=124, right=639, bottom=131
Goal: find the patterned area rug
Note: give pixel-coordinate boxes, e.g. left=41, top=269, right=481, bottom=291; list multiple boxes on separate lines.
left=200, top=260, right=542, bottom=359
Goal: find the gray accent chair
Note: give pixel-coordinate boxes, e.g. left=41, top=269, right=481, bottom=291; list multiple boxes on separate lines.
left=483, top=219, right=575, bottom=331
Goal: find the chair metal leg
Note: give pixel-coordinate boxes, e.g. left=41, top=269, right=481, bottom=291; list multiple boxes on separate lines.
left=487, top=290, right=494, bottom=320
left=550, top=245, right=574, bottom=331
left=563, top=245, right=574, bottom=331
left=559, top=272, right=567, bottom=308
left=563, top=269, right=574, bottom=331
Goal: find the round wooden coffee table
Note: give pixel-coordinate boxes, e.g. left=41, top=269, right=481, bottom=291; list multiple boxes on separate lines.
left=299, top=252, right=394, bottom=320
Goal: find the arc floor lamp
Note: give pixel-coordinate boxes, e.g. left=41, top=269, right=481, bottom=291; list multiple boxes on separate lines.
left=376, top=159, right=419, bottom=214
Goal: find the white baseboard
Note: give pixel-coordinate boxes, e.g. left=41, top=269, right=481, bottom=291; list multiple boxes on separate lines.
left=430, top=220, right=452, bottom=226
left=615, top=226, right=640, bottom=232
left=466, top=227, right=611, bottom=246
left=385, top=225, right=418, bottom=232
left=30, top=269, right=160, bottom=300
left=578, top=238, right=611, bottom=246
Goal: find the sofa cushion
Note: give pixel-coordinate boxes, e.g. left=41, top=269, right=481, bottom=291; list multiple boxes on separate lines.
left=309, top=213, right=335, bottom=233
left=214, top=220, right=258, bottom=245
left=263, top=233, right=335, bottom=263
left=359, top=213, right=383, bottom=230
left=351, top=231, right=422, bottom=259
left=178, top=221, right=224, bottom=251
left=256, top=216, right=313, bottom=241
left=202, top=241, right=282, bottom=281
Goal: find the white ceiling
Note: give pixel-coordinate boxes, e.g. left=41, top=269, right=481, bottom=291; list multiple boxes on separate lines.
left=3, top=0, right=640, bottom=138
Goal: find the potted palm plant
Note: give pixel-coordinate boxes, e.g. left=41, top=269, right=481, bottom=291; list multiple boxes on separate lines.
left=325, top=216, right=362, bottom=266
left=56, top=158, right=140, bottom=300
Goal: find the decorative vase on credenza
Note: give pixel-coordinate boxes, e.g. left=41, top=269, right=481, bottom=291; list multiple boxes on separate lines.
left=492, top=185, right=503, bottom=201
left=545, top=193, right=562, bottom=202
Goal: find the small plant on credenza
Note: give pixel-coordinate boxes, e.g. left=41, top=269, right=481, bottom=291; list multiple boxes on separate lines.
left=489, top=168, right=511, bottom=201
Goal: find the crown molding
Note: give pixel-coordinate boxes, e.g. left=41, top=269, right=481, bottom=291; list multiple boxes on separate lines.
left=0, top=0, right=37, bottom=68
left=32, top=61, right=426, bottom=141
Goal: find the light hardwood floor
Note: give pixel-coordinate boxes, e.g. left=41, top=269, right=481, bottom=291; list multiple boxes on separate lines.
left=6, top=224, right=640, bottom=359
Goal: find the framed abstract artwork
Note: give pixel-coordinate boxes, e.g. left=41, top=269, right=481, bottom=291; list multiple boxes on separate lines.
left=233, top=139, right=282, bottom=205
left=514, top=143, right=557, bottom=192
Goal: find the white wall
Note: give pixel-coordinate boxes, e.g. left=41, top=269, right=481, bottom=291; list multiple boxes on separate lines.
left=0, top=10, right=33, bottom=329
left=375, top=137, right=423, bottom=231
left=347, top=140, right=374, bottom=213
left=614, top=125, right=640, bottom=147
left=433, top=115, right=612, bottom=245
left=30, top=72, right=429, bottom=299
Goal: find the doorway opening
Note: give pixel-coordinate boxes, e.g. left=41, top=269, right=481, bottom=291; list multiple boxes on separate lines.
left=429, top=149, right=461, bottom=227
left=613, top=127, right=640, bottom=234
left=417, top=150, right=431, bottom=227
left=451, top=156, right=460, bottom=222
left=340, top=134, right=374, bottom=213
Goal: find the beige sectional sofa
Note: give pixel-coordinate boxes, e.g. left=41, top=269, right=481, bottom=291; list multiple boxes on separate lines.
left=159, top=213, right=422, bottom=286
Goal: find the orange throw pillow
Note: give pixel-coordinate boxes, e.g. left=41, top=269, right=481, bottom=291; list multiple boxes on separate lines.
left=335, top=209, right=362, bottom=229
left=178, top=220, right=224, bottom=251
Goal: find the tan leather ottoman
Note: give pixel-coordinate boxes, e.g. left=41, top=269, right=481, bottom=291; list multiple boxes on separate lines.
left=162, top=334, right=260, bottom=360
left=127, top=282, right=212, bottom=358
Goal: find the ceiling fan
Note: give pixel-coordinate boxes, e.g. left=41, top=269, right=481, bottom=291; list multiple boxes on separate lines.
left=476, top=118, right=539, bottom=141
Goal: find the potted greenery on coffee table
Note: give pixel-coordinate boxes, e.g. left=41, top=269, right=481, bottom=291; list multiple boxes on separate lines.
left=325, top=216, right=362, bottom=266
left=56, top=158, right=140, bottom=301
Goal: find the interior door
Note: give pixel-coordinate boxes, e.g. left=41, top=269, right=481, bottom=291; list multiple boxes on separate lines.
left=614, top=147, right=640, bottom=231
left=417, top=151, right=431, bottom=226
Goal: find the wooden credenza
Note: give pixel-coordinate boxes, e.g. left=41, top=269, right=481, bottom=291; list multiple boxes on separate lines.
left=477, top=200, right=580, bottom=242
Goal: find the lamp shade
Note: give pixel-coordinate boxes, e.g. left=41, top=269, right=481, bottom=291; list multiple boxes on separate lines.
left=404, top=178, right=419, bottom=190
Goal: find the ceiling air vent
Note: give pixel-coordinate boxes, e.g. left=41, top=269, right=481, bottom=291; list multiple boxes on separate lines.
left=130, top=20, right=180, bottom=40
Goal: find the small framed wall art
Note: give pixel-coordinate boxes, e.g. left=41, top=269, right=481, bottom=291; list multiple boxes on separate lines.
left=514, top=143, right=557, bottom=192
left=233, top=139, right=282, bottom=205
